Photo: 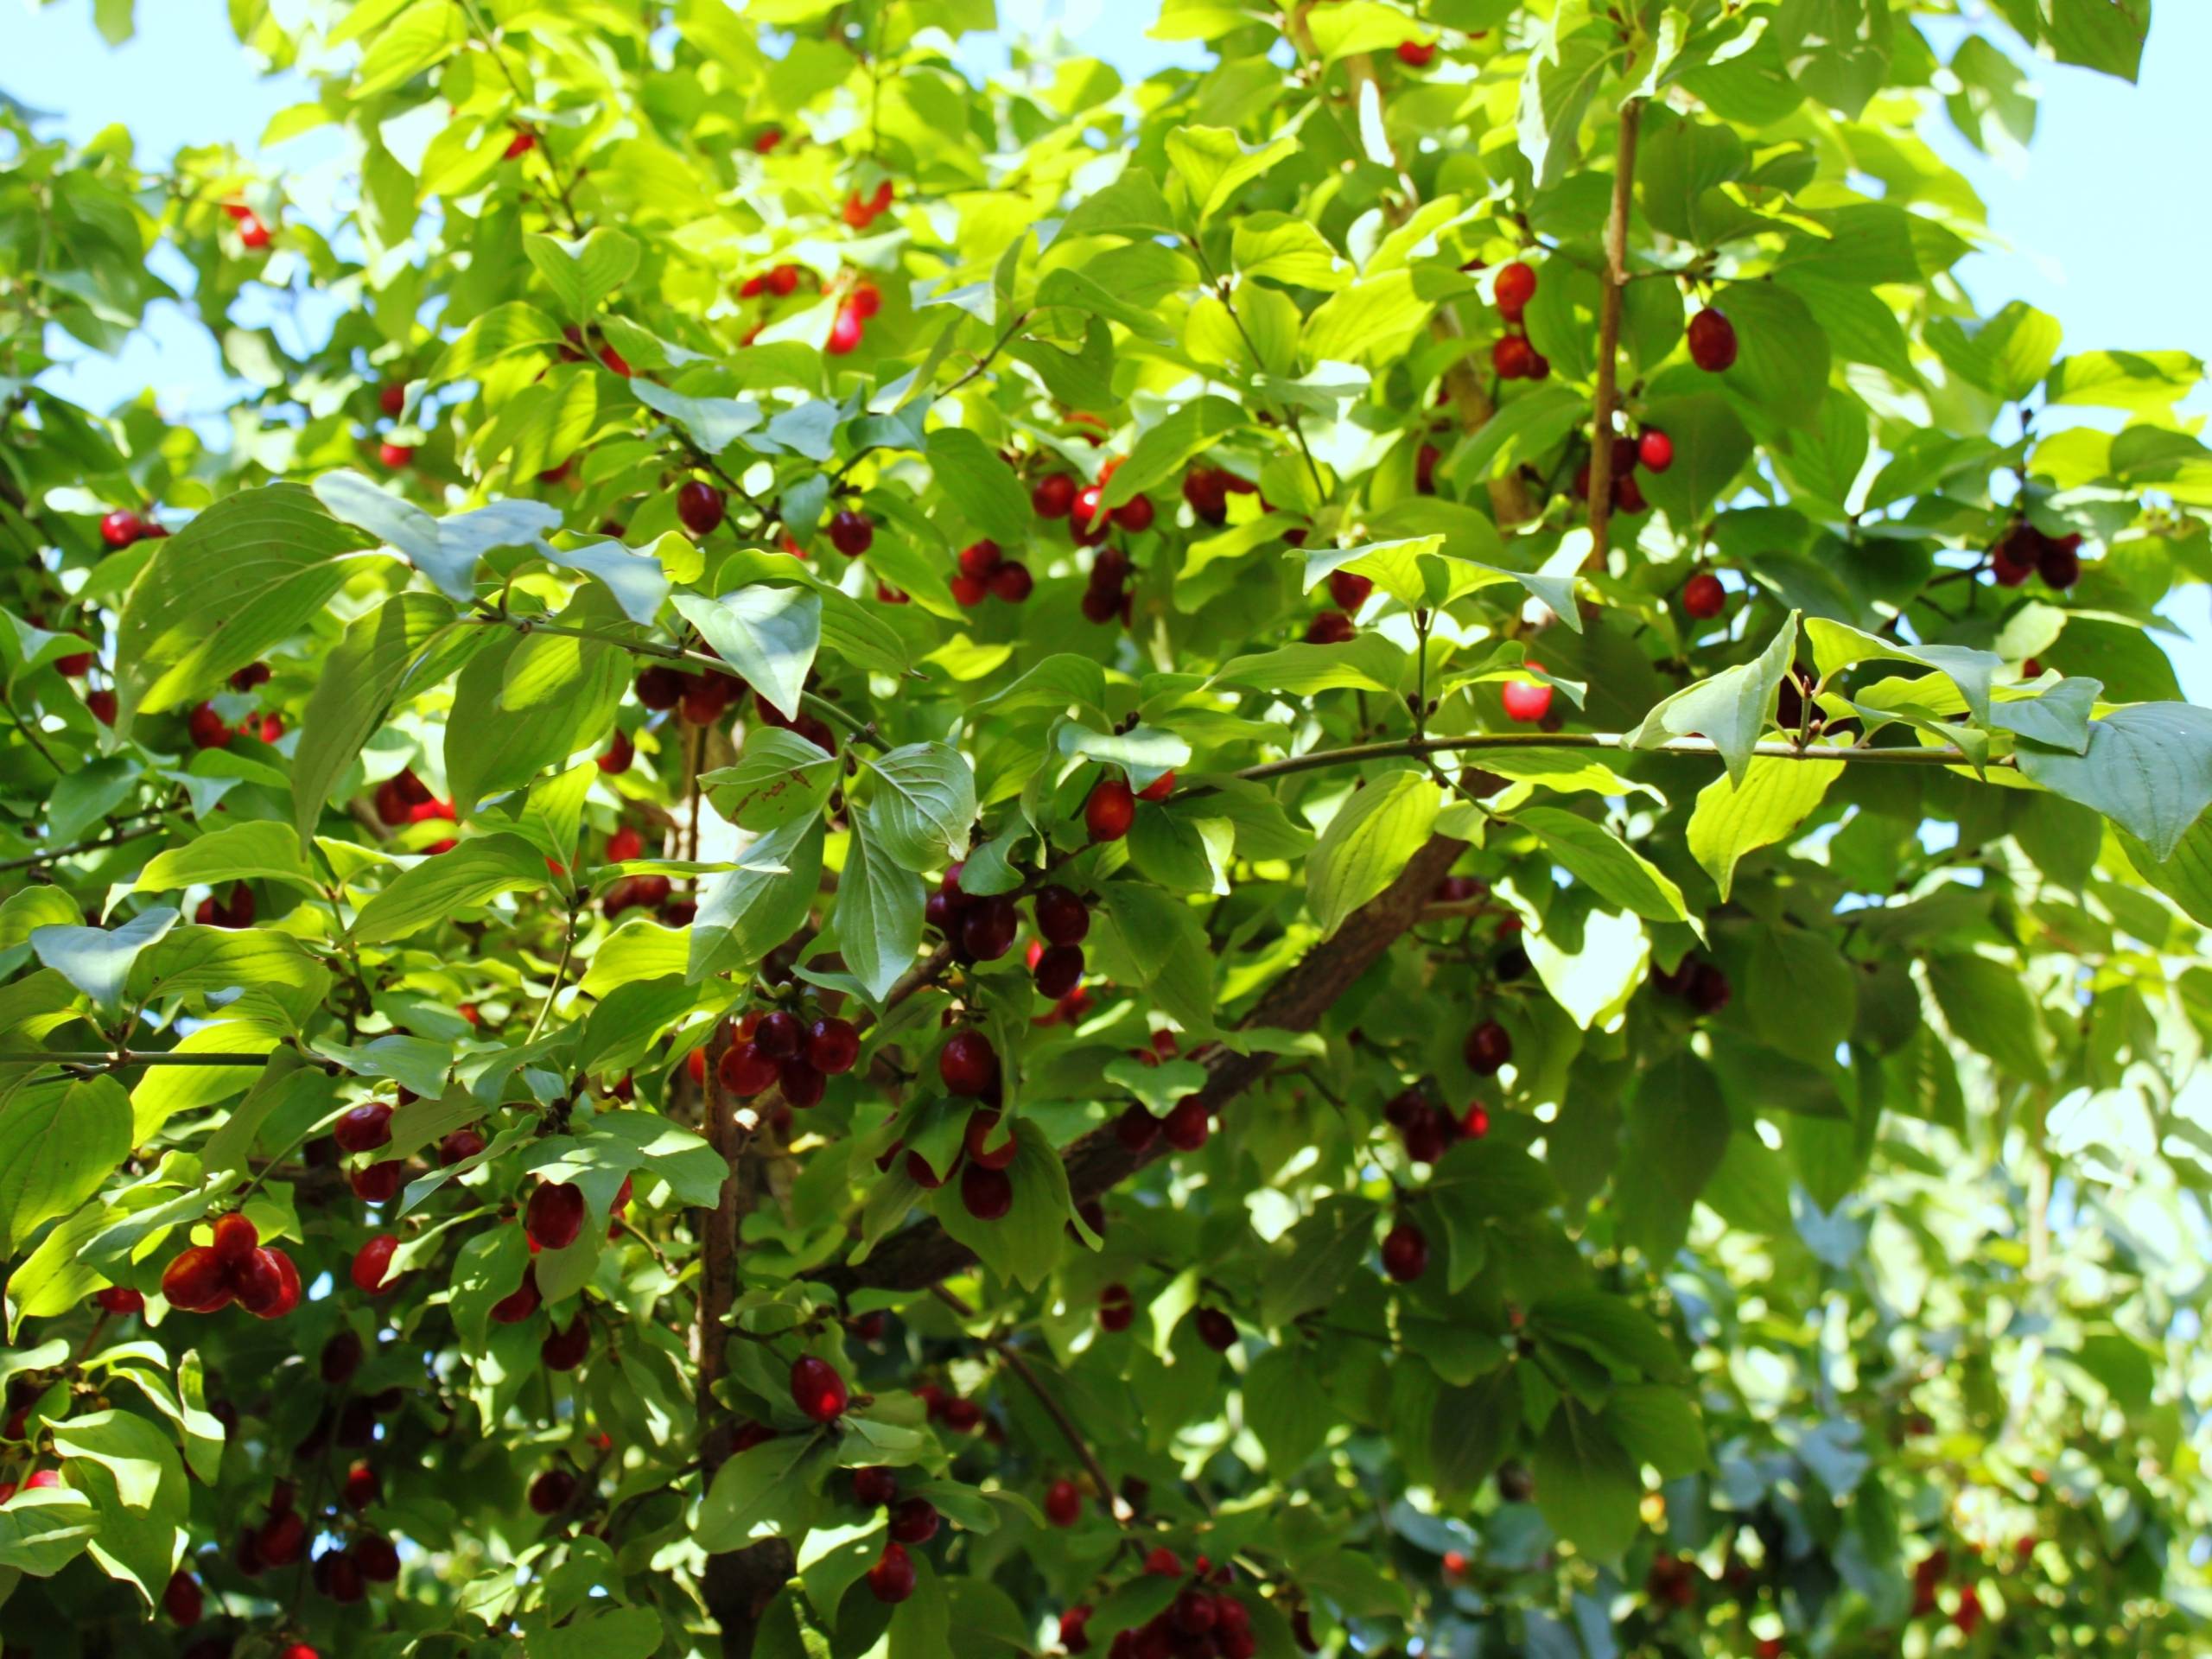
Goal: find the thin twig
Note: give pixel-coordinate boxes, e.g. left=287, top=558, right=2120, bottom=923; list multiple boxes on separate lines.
left=0, top=817, right=167, bottom=874
left=933, top=1286, right=1129, bottom=1527
left=1585, top=99, right=1643, bottom=568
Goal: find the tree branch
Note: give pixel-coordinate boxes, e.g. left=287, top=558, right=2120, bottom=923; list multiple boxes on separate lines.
left=810, top=833, right=1467, bottom=1298
left=0, top=817, right=167, bottom=874
left=1585, top=99, right=1643, bottom=567
left=1212, top=729, right=1990, bottom=787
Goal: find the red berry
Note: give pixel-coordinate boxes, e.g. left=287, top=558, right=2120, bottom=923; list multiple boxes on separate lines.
left=1687, top=307, right=1738, bottom=372
left=677, top=480, right=726, bottom=536
left=350, top=1160, right=404, bottom=1203
left=1637, top=429, right=1674, bottom=473
left=163, top=1569, right=202, bottom=1625
left=829, top=509, right=874, bottom=556
left=888, top=1495, right=939, bottom=1543
left=1116, top=1103, right=1160, bottom=1153
left=950, top=573, right=988, bottom=607
left=377, top=441, right=412, bottom=469
left=1681, top=572, right=1726, bottom=620
left=1098, top=1283, right=1135, bottom=1333
left=719, top=1041, right=780, bottom=1096
left=1396, top=39, right=1436, bottom=67
left=635, top=664, right=686, bottom=709
left=868, top=1541, right=916, bottom=1604
left=187, top=702, right=231, bottom=749
left=958, top=540, right=1003, bottom=579
left=1183, top=468, right=1230, bottom=524
left=807, top=1016, right=861, bottom=1074
left=1032, top=473, right=1077, bottom=518
left=779, top=1057, right=826, bottom=1107
left=86, top=689, right=117, bottom=725
left=854, top=1465, right=899, bottom=1507
left=93, top=1285, right=144, bottom=1316
left=939, top=1030, right=999, bottom=1096
left=1304, top=610, right=1357, bottom=645
left=237, top=212, right=271, bottom=249
left=260, top=1509, right=308, bottom=1566
left=827, top=304, right=865, bottom=354
left=1033, top=943, right=1084, bottom=999
left=99, top=510, right=145, bottom=547
left=211, top=1211, right=259, bottom=1266
left=162, top=1245, right=231, bottom=1313
left=1145, top=1546, right=1182, bottom=1575
left=334, top=1101, right=393, bottom=1154
left=351, top=1234, right=399, bottom=1295
left=504, top=130, right=537, bottom=160
left=1084, top=777, right=1135, bottom=842
left=1491, top=334, right=1537, bottom=379
left=1500, top=677, right=1552, bottom=723
left=353, top=1533, right=401, bottom=1582
left=527, top=1468, right=577, bottom=1515
left=1115, top=493, right=1155, bottom=533
left=1463, top=1103, right=1491, bottom=1139
left=1046, top=1478, right=1083, bottom=1527
left=1070, top=485, right=1110, bottom=544
left=1494, top=260, right=1537, bottom=322
left=1137, top=770, right=1176, bottom=803
left=491, top=1267, right=542, bottom=1325
left=1464, top=1019, right=1512, bottom=1075
left=1033, top=885, right=1089, bottom=945
left=1382, top=1221, right=1429, bottom=1282
left=542, top=1315, right=591, bottom=1372
left=988, top=560, right=1033, bottom=602
left=791, top=1355, right=849, bottom=1423
left=1163, top=1096, right=1210, bottom=1151
left=525, top=1181, right=586, bottom=1251
left=754, top=1009, right=804, bottom=1058
left=1196, top=1307, right=1237, bottom=1352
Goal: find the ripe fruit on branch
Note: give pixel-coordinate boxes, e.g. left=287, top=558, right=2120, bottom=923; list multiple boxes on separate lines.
left=791, top=1355, right=849, bottom=1423
left=1195, top=1307, right=1238, bottom=1352
left=1034, top=884, right=1089, bottom=944
left=1305, top=609, right=1357, bottom=645
left=1464, top=1018, right=1512, bottom=1075
left=351, top=1234, right=399, bottom=1295
left=939, top=1030, right=999, bottom=1096
left=1494, top=260, right=1537, bottom=322
left=1396, top=38, right=1436, bottom=67
left=1381, top=1221, right=1430, bottom=1283
left=676, top=480, right=726, bottom=536
left=335, top=1100, right=394, bottom=1153
left=99, top=509, right=146, bottom=547
left=958, top=540, right=1002, bottom=579
left=960, top=1160, right=1013, bottom=1219
left=854, top=1465, right=899, bottom=1507
left=1032, top=473, right=1077, bottom=518
left=1097, top=1283, right=1135, bottom=1332
left=1637, top=429, right=1674, bottom=473
left=526, top=1181, right=587, bottom=1251
left=1046, top=1478, right=1083, bottom=1527
left=888, top=1496, right=939, bottom=1544
left=1687, top=307, right=1738, bottom=372
left=1500, top=675, right=1552, bottom=724
left=964, top=1110, right=1018, bottom=1171
left=527, top=1468, right=577, bottom=1515
left=1681, top=572, right=1727, bottom=620
left=829, top=509, right=874, bottom=556
left=1085, top=777, right=1136, bottom=842
left=807, top=1016, right=860, bottom=1074
left=868, top=1541, right=916, bottom=1604
left=542, top=1315, right=591, bottom=1371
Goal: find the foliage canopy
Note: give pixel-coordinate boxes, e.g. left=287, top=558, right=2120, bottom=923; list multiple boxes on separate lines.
left=1, top=1, right=2209, bottom=1656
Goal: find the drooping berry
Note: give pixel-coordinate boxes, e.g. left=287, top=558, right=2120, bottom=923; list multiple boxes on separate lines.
left=1687, top=307, right=1738, bottom=372
left=791, top=1355, right=849, bottom=1423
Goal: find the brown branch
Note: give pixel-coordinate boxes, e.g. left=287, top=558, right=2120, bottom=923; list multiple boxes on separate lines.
left=0, top=817, right=167, bottom=874
left=1585, top=99, right=1643, bottom=568
left=810, top=832, right=1467, bottom=1299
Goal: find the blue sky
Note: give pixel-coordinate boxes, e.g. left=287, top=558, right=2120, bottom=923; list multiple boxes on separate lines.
left=5, top=0, right=2207, bottom=690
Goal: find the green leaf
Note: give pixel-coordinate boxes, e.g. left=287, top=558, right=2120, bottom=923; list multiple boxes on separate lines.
left=1090, top=883, right=1216, bottom=1036
left=690, top=817, right=826, bottom=982
left=0, top=1487, right=99, bottom=1578
left=429, top=301, right=568, bottom=381
left=1259, top=1197, right=1379, bottom=1329
left=1516, top=807, right=1689, bottom=925
left=1213, top=634, right=1406, bottom=696
left=0, top=1077, right=130, bottom=1260
left=113, top=483, right=372, bottom=727
left=887, top=1559, right=952, bottom=1659
left=291, top=593, right=465, bottom=843
left=861, top=744, right=978, bottom=874
left=1635, top=393, right=1753, bottom=525
left=1306, top=772, right=1442, bottom=938
left=2017, top=703, right=2212, bottom=860
left=1687, top=755, right=1844, bottom=900
left=1517, top=23, right=1614, bottom=189
left=925, top=429, right=1033, bottom=544
left=133, top=821, right=316, bottom=898
left=1243, top=1345, right=1331, bottom=1473
left=696, top=1433, right=834, bottom=1553
left=48, top=1411, right=186, bottom=1607
left=524, top=1605, right=664, bottom=1659
left=931, top=1120, right=1073, bottom=1292
left=1533, top=1401, right=1641, bottom=1562
left=1716, top=282, right=1830, bottom=425
left=1927, top=301, right=2062, bottom=403
left=836, top=813, right=925, bottom=1004
left=352, top=835, right=548, bottom=944
left=1164, top=125, right=1299, bottom=220
left=1927, top=952, right=2049, bottom=1078
left=313, top=473, right=561, bottom=604
left=703, top=728, right=840, bottom=832
left=1230, top=213, right=1348, bottom=290
left=1097, top=397, right=1250, bottom=508
left=30, top=907, right=179, bottom=1013
left=1617, top=1053, right=1731, bottom=1263
left=1432, top=1366, right=1521, bottom=1497
left=1625, top=613, right=1799, bottom=785
left=2045, top=0, right=2149, bottom=82
left=2044, top=348, right=2203, bottom=413
left=673, top=588, right=822, bottom=724
left=1605, top=1385, right=1713, bottom=1480
left=523, top=227, right=641, bottom=321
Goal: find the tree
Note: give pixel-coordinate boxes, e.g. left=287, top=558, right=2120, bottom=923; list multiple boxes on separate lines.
left=0, top=0, right=2206, bottom=1654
